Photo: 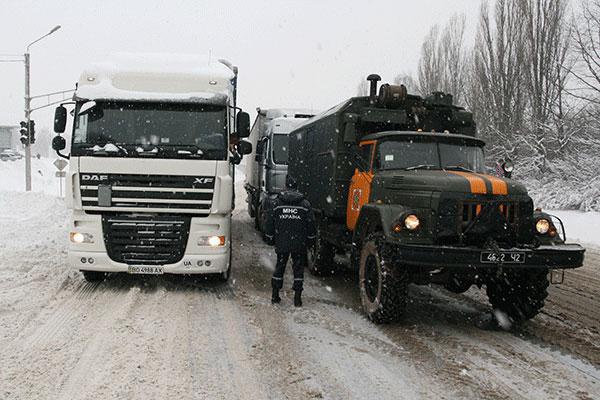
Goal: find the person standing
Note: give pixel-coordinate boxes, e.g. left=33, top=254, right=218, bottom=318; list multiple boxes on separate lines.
left=264, top=175, right=316, bottom=307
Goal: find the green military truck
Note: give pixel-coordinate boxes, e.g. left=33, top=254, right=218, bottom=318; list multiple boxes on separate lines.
left=288, top=74, right=585, bottom=324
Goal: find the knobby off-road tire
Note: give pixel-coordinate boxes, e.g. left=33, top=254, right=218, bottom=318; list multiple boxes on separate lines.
left=358, top=233, right=408, bottom=324
left=81, top=270, right=106, bottom=282
left=307, top=228, right=336, bottom=276
left=486, top=268, right=549, bottom=323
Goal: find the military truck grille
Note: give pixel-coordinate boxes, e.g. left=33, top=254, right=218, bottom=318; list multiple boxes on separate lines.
left=102, top=214, right=190, bottom=265
left=461, top=201, right=517, bottom=228
left=80, top=173, right=215, bottom=215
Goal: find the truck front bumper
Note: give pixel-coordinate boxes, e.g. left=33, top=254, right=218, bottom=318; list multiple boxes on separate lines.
left=387, top=242, right=585, bottom=269
left=69, top=248, right=230, bottom=275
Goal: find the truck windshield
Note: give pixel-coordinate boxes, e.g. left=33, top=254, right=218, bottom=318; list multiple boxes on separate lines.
left=377, top=139, right=485, bottom=173
left=71, top=101, right=227, bottom=159
left=272, top=134, right=289, bottom=165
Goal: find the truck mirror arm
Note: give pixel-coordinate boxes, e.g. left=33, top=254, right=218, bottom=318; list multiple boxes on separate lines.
left=55, top=150, right=70, bottom=160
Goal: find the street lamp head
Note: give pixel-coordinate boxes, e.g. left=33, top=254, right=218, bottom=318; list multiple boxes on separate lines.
left=49, top=25, right=61, bottom=34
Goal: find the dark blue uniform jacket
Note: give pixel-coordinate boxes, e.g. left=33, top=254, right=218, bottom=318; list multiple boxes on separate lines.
left=264, top=190, right=316, bottom=253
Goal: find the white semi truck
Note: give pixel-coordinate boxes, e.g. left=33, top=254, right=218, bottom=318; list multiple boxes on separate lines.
left=51, top=53, right=251, bottom=282
left=244, top=108, right=314, bottom=236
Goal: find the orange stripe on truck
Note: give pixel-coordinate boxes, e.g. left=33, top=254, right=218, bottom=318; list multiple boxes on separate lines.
left=447, top=171, right=487, bottom=194
left=482, top=174, right=508, bottom=195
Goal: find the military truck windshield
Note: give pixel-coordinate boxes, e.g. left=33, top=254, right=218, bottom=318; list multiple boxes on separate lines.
left=272, top=134, right=289, bottom=165
left=71, top=101, right=227, bottom=159
left=377, top=139, right=485, bottom=173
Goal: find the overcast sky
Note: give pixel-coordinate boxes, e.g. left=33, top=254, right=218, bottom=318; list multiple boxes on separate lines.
left=0, top=0, right=480, bottom=131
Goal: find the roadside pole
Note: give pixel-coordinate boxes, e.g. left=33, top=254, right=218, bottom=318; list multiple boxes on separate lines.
left=24, top=52, right=31, bottom=192
left=54, top=158, right=68, bottom=198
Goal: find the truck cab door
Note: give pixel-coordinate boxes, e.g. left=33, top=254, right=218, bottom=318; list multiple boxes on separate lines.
left=346, top=141, right=376, bottom=231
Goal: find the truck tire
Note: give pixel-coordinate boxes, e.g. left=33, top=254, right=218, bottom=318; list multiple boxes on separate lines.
left=358, top=233, right=408, bottom=323
left=307, top=228, right=336, bottom=276
left=486, top=269, right=549, bottom=323
left=81, top=270, right=106, bottom=282
left=444, top=275, right=473, bottom=294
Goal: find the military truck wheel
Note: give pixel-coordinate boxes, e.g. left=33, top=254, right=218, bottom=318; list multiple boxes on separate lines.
left=486, top=269, right=549, bottom=323
left=81, top=270, right=106, bottom=282
left=307, top=228, right=336, bottom=276
left=358, top=234, right=408, bottom=324
left=444, top=275, right=473, bottom=294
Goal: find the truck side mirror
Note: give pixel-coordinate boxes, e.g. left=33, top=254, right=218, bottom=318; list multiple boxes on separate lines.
left=238, top=139, right=252, bottom=155
left=52, top=135, right=66, bottom=151
left=236, top=111, right=250, bottom=138
left=54, top=106, right=67, bottom=133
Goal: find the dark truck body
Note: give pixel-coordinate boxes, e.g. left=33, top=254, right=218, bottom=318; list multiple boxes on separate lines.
left=288, top=80, right=585, bottom=324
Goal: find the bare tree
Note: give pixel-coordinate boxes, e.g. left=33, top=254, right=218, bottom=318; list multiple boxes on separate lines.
left=570, top=0, right=600, bottom=104
left=393, top=73, right=418, bottom=93
left=417, top=15, right=468, bottom=103
left=470, top=0, right=527, bottom=157
left=356, top=78, right=369, bottom=96
left=518, top=0, right=572, bottom=165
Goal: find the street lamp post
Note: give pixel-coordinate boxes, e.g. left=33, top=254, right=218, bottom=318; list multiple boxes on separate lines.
left=23, top=25, right=61, bottom=191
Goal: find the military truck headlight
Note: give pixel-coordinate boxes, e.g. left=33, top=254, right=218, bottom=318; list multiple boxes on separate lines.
left=70, top=232, right=94, bottom=243
left=404, top=214, right=420, bottom=231
left=535, top=218, right=550, bottom=234
left=198, top=236, right=226, bottom=247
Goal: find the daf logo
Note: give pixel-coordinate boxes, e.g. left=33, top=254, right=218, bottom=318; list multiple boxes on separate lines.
left=82, top=174, right=108, bottom=181
left=194, top=177, right=214, bottom=185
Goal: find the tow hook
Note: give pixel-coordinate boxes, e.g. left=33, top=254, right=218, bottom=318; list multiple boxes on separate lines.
left=550, top=269, right=565, bottom=284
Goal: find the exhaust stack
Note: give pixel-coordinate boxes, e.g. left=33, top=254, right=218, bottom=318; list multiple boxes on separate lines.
left=366, top=74, right=381, bottom=104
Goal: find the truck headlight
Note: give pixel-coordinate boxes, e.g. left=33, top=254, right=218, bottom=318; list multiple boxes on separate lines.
left=535, top=218, right=550, bottom=234
left=70, top=232, right=94, bottom=243
left=404, top=214, right=420, bottom=231
left=198, top=236, right=226, bottom=247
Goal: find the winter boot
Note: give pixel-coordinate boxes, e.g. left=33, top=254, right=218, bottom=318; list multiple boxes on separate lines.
left=271, top=288, right=281, bottom=304
left=294, top=290, right=302, bottom=307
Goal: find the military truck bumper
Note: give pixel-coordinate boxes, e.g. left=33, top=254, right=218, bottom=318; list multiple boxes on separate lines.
left=387, top=242, right=585, bottom=269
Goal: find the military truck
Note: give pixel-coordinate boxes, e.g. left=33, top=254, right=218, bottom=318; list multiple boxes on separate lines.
left=244, top=108, right=314, bottom=234
left=288, top=74, right=585, bottom=324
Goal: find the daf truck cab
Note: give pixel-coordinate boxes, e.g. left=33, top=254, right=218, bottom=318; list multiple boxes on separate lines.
left=244, top=108, right=314, bottom=234
left=52, top=53, right=252, bottom=282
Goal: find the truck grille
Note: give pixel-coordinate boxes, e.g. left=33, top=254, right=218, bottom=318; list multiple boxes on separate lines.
left=461, top=201, right=517, bottom=228
left=102, top=214, right=190, bottom=265
left=80, top=173, right=215, bottom=215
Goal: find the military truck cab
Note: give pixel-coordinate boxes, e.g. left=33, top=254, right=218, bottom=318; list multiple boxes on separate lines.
left=288, top=75, right=585, bottom=324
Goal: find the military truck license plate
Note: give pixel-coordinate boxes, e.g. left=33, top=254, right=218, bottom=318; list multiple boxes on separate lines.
left=480, top=251, right=525, bottom=264
left=127, top=266, right=164, bottom=274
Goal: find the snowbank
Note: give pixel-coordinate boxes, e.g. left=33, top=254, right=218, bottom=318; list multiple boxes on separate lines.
left=547, top=210, right=600, bottom=247
left=0, top=156, right=64, bottom=195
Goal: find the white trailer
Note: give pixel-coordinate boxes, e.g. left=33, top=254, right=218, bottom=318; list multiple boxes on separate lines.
left=52, top=53, right=251, bottom=282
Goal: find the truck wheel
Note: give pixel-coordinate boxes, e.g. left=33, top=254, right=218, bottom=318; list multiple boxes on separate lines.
left=307, top=229, right=336, bottom=276
left=444, top=275, right=473, bottom=294
left=358, top=233, right=408, bottom=323
left=248, top=194, right=256, bottom=218
left=486, top=269, right=549, bottom=323
left=81, top=270, right=106, bottom=282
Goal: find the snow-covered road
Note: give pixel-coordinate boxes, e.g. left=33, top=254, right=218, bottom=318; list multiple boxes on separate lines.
left=1, top=180, right=599, bottom=399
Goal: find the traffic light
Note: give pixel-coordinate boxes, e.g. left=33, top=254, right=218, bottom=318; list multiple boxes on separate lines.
left=29, top=120, right=35, bottom=144
left=19, top=121, right=28, bottom=145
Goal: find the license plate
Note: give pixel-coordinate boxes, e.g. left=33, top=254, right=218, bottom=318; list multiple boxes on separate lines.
left=480, top=251, right=525, bottom=264
left=127, top=265, right=164, bottom=274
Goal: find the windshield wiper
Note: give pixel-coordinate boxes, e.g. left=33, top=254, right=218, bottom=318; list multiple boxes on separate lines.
left=404, top=164, right=436, bottom=171
left=444, top=165, right=475, bottom=173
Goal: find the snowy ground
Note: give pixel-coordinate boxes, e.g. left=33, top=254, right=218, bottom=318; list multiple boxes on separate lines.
left=0, top=160, right=599, bottom=399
